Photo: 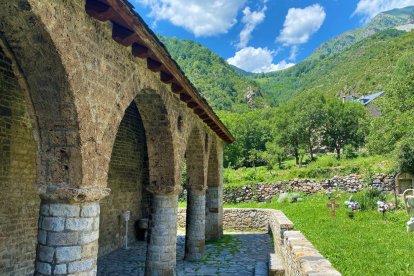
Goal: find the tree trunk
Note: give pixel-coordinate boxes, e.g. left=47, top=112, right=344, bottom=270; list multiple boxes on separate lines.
left=336, top=147, right=341, bottom=159
left=294, top=148, right=299, bottom=165
left=309, top=143, right=314, bottom=161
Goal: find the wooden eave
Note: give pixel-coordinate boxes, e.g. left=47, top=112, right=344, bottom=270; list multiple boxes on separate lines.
left=85, top=0, right=234, bottom=144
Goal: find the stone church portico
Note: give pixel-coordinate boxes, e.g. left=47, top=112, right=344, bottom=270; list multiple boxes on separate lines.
left=0, top=0, right=233, bottom=275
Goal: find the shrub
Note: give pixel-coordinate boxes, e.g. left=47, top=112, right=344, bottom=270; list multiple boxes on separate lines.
left=344, top=145, right=358, bottom=159
left=351, top=189, right=385, bottom=210
left=277, top=192, right=304, bottom=203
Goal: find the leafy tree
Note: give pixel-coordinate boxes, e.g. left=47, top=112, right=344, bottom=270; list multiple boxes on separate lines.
left=263, top=142, right=287, bottom=170
left=321, top=98, right=368, bottom=159
left=292, top=90, right=327, bottom=160
left=272, top=104, right=305, bottom=165
left=367, top=52, right=414, bottom=154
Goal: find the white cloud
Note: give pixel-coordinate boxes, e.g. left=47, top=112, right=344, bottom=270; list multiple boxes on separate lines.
left=288, top=45, right=299, bottom=61
left=136, top=0, right=246, bottom=37
left=237, top=4, right=267, bottom=49
left=227, top=47, right=295, bottom=73
left=277, top=4, right=326, bottom=45
left=353, top=0, right=414, bottom=21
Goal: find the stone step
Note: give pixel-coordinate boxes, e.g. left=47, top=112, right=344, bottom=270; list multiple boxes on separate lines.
left=269, top=252, right=285, bottom=276
left=254, top=261, right=269, bottom=276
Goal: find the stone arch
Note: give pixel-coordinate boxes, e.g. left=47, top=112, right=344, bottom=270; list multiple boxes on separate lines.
left=134, top=90, right=177, bottom=193
left=0, top=2, right=83, bottom=195
left=98, top=101, right=149, bottom=256
left=0, top=3, right=82, bottom=274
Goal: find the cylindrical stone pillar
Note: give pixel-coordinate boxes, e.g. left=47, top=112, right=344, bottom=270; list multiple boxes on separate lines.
left=35, top=200, right=101, bottom=275
left=185, top=189, right=206, bottom=261
left=205, top=186, right=223, bottom=241
left=145, top=193, right=178, bottom=276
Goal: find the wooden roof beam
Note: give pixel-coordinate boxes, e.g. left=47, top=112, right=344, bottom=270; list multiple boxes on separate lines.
left=132, top=43, right=150, bottom=58
left=112, top=22, right=138, bottom=46
left=187, top=101, right=198, bottom=108
left=147, top=58, right=163, bottom=72
left=160, top=71, right=174, bottom=84
left=194, top=108, right=205, bottom=115
left=85, top=0, right=114, bottom=21
left=171, top=83, right=184, bottom=94
left=180, top=93, right=192, bottom=103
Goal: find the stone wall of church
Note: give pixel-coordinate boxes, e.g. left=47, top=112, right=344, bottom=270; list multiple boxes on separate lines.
left=0, top=46, right=39, bottom=275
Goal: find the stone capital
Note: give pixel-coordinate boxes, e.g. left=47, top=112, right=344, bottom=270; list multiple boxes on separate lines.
left=186, top=184, right=207, bottom=195
left=146, top=183, right=183, bottom=195
left=37, top=184, right=110, bottom=203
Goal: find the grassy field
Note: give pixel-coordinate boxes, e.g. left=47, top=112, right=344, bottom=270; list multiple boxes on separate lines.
left=224, top=154, right=392, bottom=187
left=225, top=194, right=414, bottom=276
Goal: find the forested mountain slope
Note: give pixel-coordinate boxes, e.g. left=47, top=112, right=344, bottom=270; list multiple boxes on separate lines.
left=159, top=36, right=265, bottom=111
left=253, top=29, right=414, bottom=104
left=252, top=6, right=414, bottom=104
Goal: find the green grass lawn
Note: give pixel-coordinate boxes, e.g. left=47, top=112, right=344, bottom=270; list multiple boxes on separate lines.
left=225, top=194, right=414, bottom=276
left=224, top=154, right=392, bottom=187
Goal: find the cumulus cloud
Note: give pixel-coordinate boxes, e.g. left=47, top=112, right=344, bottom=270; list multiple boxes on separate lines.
left=227, top=47, right=295, bottom=73
left=237, top=4, right=267, bottom=49
left=136, top=0, right=246, bottom=37
left=353, top=0, right=414, bottom=21
left=277, top=4, right=326, bottom=45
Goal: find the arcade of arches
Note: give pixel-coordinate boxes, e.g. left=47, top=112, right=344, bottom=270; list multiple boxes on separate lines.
left=0, top=0, right=232, bottom=275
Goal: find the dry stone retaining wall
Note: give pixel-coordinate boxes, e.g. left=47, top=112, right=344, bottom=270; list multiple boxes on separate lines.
left=222, top=174, right=395, bottom=203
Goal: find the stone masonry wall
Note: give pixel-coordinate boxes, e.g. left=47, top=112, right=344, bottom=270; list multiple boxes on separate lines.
left=223, top=174, right=395, bottom=203
left=0, top=45, right=39, bottom=274
left=178, top=208, right=269, bottom=232
left=98, top=103, right=148, bottom=257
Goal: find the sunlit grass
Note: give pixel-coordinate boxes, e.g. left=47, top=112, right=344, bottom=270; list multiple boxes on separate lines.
left=225, top=194, right=414, bottom=276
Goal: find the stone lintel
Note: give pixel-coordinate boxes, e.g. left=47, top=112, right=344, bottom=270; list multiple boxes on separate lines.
left=37, top=184, right=110, bottom=203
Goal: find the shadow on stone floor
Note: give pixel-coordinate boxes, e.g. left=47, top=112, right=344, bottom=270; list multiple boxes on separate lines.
left=97, top=233, right=274, bottom=276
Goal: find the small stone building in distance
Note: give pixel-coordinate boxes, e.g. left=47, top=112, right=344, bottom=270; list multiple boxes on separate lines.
left=0, top=0, right=234, bottom=275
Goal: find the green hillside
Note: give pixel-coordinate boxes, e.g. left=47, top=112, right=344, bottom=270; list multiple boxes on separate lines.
left=314, top=6, right=414, bottom=58
left=253, top=29, right=414, bottom=104
left=252, top=6, right=414, bottom=104
left=159, top=6, right=414, bottom=109
left=159, top=36, right=265, bottom=111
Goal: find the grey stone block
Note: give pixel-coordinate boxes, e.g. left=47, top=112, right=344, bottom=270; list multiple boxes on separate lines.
left=48, top=231, right=79, bottom=246
left=38, top=245, right=54, bottom=262
left=36, top=261, right=51, bottom=274
left=81, top=203, right=100, bottom=217
left=42, top=217, right=65, bottom=231
left=50, top=204, right=80, bottom=217
left=38, top=229, right=47, bottom=245
left=40, top=204, right=50, bottom=216
left=79, top=231, right=99, bottom=245
left=54, top=264, right=67, bottom=274
left=67, top=259, right=94, bottom=273
left=66, top=218, right=94, bottom=231
left=56, top=246, right=82, bottom=263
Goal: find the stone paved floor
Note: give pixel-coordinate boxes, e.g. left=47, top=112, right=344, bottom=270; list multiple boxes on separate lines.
left=97, top=232, right=274, bottom=276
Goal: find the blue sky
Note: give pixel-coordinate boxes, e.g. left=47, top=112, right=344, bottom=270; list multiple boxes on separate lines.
left=133, top=0, right=414, bottom=73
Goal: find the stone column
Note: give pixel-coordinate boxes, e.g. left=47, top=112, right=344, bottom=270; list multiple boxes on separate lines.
left=35, top=187, right=109, bottom=275
left=185, top=188, right=206, bottom=261
left=205, top=186, right=223, bottom=241
left=145, top=193, right=178, bottom=276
